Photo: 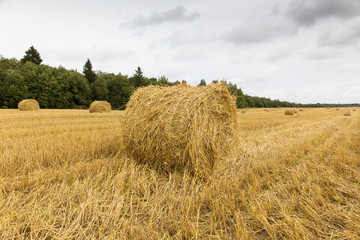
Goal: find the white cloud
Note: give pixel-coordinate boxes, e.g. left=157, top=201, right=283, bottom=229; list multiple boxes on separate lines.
left=120, top=5, right=200, bottom=28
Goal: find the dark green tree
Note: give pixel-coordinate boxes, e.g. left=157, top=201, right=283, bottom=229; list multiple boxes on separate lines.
left=198, top=79, right=206, bottom=86
left=21, top=46, right=43, bottom=65
left=107, top=74, right=132, bottom=109
left=21, top=61, right=40, bottom=99
left=68, top=71, right=91, bottom=107
left=90, top=77, right=109, bottom=101
left=130, top=66, right=147, bottom=88
left=0, top=69, right=28, bottom=108
left=236, top=88, right=246, bottom=108
left=158, top=75, right=169, bottom=86
left=83, top=59, right=97, bottom=84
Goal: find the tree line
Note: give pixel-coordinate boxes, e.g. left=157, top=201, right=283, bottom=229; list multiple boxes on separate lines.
left=1, top=46, right=358, bottom=109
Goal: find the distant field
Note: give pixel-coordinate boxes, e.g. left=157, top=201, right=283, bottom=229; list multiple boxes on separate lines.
left=0, top=108, right=359, bottom=239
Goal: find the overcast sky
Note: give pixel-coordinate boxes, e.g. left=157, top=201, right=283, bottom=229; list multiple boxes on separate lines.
left=1, top=0, right=360, bottom=104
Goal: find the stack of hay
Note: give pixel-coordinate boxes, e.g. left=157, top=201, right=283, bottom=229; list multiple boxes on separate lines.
left=122, top=83, right=238, bottom=179
left=18, top=99, right=40, bottom=111
left=89, top=101, right=111, bottom=113
left=284, top=109, right=295, bottom=115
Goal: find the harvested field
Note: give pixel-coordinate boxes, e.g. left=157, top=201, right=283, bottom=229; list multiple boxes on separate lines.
left=0, top=108, right=359, bottom=239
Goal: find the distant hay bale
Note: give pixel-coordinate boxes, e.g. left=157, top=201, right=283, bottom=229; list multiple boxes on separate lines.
left=241, top=110, right=247, bottom=113
left=300, top=109, right=303, bottom=111
left=336, top=108, right=340, bottom=111
left=344, top=111, right=351, bottom=116
left=89, top=101, right=111, bottom=113
left=353, top=109, right=357, bottom=111
left=122, top=84, right=238, bottom=179
left=264, top=109, right=269, bottom=112
left=285, top=109, right=295, bottom=115
left=18, top=99, right=40, bottom=111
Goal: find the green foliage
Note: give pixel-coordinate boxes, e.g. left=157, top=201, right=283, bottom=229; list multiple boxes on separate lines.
left=0, top=69, right=27, bottom=108
left=68, top=71, right=91, bottom=107
left=90, top=77, right=109, bottom=101
left=107, top=74, right=132, bottom=109
left=198, top=79, right=206, bottom=86
left=83, top=59, right=97, bottom=85
left=21, top=46, right=43, bottom=65
left=0, top=56, right=21, bottom=70
left=130, top=66, right=148, bottom=88
left=157, top=75, right=169, bottom=86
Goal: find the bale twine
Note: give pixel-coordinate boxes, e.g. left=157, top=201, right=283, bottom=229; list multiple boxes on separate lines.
left=284, top=109, right=295, bottom=115
left=18, top=99, right=40, bottom=111
left=122, top=83, right=238, bottom=179
left=89, top=101, right=111, bottom=113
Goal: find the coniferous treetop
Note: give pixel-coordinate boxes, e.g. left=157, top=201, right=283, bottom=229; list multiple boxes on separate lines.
left=21, top=46, right=43, bottom=65
left=83, top=58, right=97, bottom=84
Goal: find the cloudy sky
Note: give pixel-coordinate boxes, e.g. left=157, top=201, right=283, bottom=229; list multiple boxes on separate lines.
left=0, top=0, right=360, bottom=104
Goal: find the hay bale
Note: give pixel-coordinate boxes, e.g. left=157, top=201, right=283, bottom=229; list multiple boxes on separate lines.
left=122, top=84, right=238, bottom=179
left=18, top=99, right=40, bottom=111
left=344, top=111, right=351, bottom=116
left=89, top=101, right=111, bottom=113
left=241, top=110, right=247, bottom=113
left=353, top=109, right=357, bottom=111
left=285, top=109, right=295, bottom=115
left=300, top=109, right=303, bottom=112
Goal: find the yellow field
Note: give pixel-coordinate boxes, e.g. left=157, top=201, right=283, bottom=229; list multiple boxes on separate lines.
left=0, top=108, right=359, bottom=239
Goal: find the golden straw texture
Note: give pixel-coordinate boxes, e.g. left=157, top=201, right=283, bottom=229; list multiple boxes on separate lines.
left=89, top=101, right=111, bottom=113
left=284, top=109, right=295, bottom=115
left=122, top=83, right=238, bottom=179
left=18, top=99, right=40, bottom=111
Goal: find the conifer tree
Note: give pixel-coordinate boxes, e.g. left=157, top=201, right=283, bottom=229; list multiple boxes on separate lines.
left=21, top=46, right=43, bottom=65
left=83, top=59, right=97, bottom=84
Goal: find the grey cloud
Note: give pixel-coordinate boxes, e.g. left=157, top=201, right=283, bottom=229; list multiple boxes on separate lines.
left=121, top=6, right=200, bottom=28
left=287, top=0, right=360, bottom=26
left=318, top=23, right=360, bottom=46
left=271, top=4, right=280, bottom=17
left=224, top=16, right=295, bottom=44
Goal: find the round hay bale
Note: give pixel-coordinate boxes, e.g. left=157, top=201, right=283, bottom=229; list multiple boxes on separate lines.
left=284, top=109, right=295, bottom=115
left=241, top=110, right=247, bottom=113
left=122, top=84, right=238, bottom=179
left=89, top=101, right=111, bottom=113
left=18, top=99, right=40, bottom=111
left=344, top=111, right=351, bottom=116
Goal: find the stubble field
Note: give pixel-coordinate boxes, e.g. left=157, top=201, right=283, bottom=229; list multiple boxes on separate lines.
left=0, top=108, right=359, bottom=239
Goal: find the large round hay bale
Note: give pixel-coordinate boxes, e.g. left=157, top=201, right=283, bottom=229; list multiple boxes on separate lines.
left=89, top=101, right=111, bottom=113
left=284, top=109, right=295, bottom=115
left=18, top=99, right=40, bottom=111
left=122, top=84, right=238, bottom=179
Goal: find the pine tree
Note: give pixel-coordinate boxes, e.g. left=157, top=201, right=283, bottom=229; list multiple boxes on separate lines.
left=21, top=46, right=43, bottom=65
left=83, top=59, right=97, bottom=84
left=131, top=66, right=146, bottom=88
